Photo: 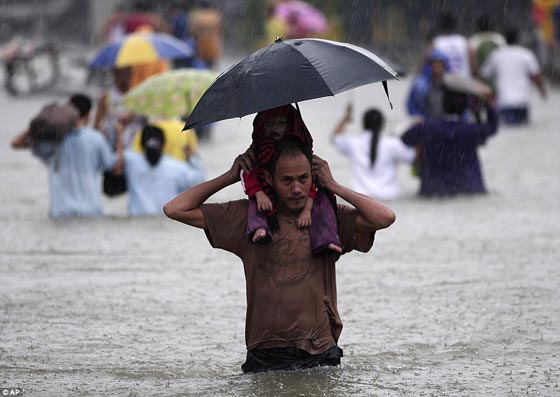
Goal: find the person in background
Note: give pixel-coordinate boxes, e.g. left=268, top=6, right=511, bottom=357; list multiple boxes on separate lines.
left=430, top=11, right=475, bottom=78
left=168, top=0, right=206, bottom=69
left=122, top=124, right=204, bottom=216
left=469, top=15, right=506, bottom=76
left=407, top=50, right=450, bottom=118
left=480, top=27, right=547, bottom=125
left=127, top=25, right=170, bottom=89
left=129, top=119, right=206, bottom=183
left=94, top=67, right=143, bottom=148
left=189, top=1, right=222, bottom=69
left=332, top=105, right=416, bottom=200
left=401, top=89, right=498, bottom=197
left=11, top=94, right=122, bottom=218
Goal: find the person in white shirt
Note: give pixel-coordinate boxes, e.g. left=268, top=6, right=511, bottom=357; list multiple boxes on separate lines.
left=332, top=106, right=416, bottom=201
left=469, top=15, right=506, bottom=74
left=480, top=28, right=547, bottom=125
left=123, top=125, right=205, bottom=216
left=431, top=12, right=474, bottom=78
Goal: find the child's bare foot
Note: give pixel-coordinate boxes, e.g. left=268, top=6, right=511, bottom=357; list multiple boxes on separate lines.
left=327, top=243, right=342, bottom=253
left=252, top=228, right=268, bottom=243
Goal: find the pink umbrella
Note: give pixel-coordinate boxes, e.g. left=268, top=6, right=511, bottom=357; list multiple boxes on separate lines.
left=275, top=1, right=328, bottom=38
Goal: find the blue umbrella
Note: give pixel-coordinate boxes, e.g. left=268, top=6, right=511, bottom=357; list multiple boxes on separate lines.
left=89, top=32, right=194, bottom=68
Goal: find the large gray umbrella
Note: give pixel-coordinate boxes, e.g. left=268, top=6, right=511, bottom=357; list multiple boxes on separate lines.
left=183, top=38, right=398, bottom=129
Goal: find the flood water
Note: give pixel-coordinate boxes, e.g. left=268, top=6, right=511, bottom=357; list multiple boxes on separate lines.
left=1, top=61, right=559, bottom=396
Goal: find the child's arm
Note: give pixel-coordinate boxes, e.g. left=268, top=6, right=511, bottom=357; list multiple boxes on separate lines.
left=240, top=167, right=273, bottom=212
left=296, top=196, right=313, bottom=229
left=255, top=190, right=273, bottom=212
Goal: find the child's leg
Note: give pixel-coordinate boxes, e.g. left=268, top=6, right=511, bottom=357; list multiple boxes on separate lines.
left=309, top=190, right=342, bottom=255
left=246, top=197, right=271, bottom=243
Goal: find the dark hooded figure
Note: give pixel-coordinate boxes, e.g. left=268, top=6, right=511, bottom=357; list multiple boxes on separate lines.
left=401, top=90, right=498, bottom=197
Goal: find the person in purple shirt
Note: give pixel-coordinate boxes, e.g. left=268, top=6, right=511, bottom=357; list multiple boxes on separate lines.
left=401, top=90, right=498, bottom=197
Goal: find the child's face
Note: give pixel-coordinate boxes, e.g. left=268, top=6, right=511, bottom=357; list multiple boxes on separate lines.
left=263, top=116, right=288, bottom=139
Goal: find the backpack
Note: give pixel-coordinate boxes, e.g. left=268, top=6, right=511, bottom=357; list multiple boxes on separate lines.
left=29, top=103, right=78, bottom=143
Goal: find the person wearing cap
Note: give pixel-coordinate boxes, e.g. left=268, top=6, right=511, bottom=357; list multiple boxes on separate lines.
left=121, top=124, right=205, bottom=216
left=11, top=94, right=122, bottom=218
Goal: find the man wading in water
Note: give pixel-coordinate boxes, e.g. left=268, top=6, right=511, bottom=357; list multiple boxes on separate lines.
left=164, top=138, right=395, bottom=372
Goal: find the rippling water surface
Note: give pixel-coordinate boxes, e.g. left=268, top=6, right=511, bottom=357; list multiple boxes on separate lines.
left=1, top=68, right=559, bottom=396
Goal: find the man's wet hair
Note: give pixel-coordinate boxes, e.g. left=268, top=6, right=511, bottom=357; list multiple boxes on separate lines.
left=439, top=12, right=457, bottom=32
left=504, top=28, right=519, bottom=45
left=476, top=15, right=494, bottom=32
left=69, top=93, right=92, bottom=118
left=267, top=137, right=312, bottom=176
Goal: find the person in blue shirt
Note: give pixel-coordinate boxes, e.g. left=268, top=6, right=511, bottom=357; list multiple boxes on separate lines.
left=122, top=124, right=205, bottom=216
left=407, top=50, right=450, bottom=118
left=12, top=94, right=122, bottom=218
left=401, top=89, right=498, bottom=197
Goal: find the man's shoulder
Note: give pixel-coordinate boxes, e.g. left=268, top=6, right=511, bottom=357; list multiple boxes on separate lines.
left=76, top=127, right=106, bottom=143
left=202, top=199, right=249, bottom=217
left=336, top=204, right=359, bottom=221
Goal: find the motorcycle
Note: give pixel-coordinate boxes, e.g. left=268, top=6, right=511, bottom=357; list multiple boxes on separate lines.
left=1, top=38, right=60, bottom=96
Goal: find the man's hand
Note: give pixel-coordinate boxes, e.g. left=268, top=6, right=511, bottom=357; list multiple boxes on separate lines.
left=228, top=153, right=251, bottom=182
left=311, top=155, right=335, bottom=191
left=117, top=112, right=134, bottom=125
left=235, top=148, right=256, bottom=174
left=255, top=190, right=273, bottom=212
left=11, top=129, right=31, bottom=149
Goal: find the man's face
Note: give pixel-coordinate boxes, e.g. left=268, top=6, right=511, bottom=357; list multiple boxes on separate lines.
left=430, top=60, right=445, bottom=80
left=262, top=116, right=288, bottom=139
left=266, top=152, right=312, bottom=215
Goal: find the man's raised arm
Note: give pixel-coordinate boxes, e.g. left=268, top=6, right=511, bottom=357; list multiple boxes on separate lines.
left=163, top=155, right=249, bottom=228
left=311, top=155, right=396, bottom=232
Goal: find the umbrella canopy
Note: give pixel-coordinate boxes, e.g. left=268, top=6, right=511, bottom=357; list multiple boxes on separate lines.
left=121, top=68, right=217, bottom=119
left=184, top=38, right=398, bottom=130
left=89, top=32, right=194, bottom=68
left=275, top=0, right=328, bottom=37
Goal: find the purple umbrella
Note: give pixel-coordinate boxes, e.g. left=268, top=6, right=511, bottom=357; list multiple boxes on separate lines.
left=275, top=0, right=328, bottom=38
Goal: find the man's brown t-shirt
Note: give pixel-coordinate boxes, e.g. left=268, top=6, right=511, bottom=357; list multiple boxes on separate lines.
left=201, top=200, right=375, bottom=355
